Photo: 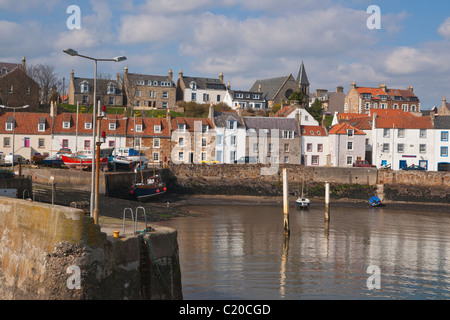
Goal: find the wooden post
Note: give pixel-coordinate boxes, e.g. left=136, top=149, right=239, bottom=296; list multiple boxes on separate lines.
left=283, top=169, right=290, bottom=234
left=325, top=181, right=330, bottom=221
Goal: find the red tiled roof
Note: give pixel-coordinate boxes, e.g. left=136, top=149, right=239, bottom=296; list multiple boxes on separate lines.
left=171, top=117, right=214, bottom=132
left=374, top=115, right=433, bottom=129
left=0, top=112, right=53, bottom=135
left=328, top=122, right=365, bottom=135
left=301, top=125, right=327, bottom=136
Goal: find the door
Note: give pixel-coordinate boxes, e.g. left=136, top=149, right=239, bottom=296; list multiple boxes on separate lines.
left=419, top=160, right=428, bottom=170
left=24, top=137, right=30, bottom=148
left=399, top=160, right=407, bottom=169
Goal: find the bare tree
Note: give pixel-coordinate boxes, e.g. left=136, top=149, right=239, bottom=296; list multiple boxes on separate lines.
left=28, top=64, right=62, bottom=105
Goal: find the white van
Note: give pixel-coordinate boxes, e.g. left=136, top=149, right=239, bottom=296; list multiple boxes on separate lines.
left=0, top=189, right=18, bottom=198
left=4, top=154, right=25, bottom=165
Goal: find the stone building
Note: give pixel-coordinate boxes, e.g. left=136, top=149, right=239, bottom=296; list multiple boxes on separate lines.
left=344, top=82, right=420, bottom=115
left=176, top=70, right=227, bottom=105
left=0, top=57, right=39, bottom=110
left=68, top=70, right=123, bottom=107
left=438, top=97, right=450, bottom=116
left=123, top=68, right=176, bottom=110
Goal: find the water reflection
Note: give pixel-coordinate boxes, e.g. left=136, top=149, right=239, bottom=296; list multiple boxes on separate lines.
left=158, top=204, right=450, bottom=300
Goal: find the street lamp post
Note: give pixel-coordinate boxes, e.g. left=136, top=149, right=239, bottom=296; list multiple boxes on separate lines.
left=63, top=49, right=126, bottom=223
left=0, top=105, right=30, bottom=170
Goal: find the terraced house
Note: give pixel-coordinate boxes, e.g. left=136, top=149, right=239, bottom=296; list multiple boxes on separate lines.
left=345, top=83, right=420, bottom=115
left=176, top=70, right=227, bottom=104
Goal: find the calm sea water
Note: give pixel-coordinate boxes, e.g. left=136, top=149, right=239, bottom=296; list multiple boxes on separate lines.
left=158, top=203, right=450, bottom=300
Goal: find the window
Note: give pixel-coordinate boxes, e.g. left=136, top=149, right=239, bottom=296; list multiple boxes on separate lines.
left=25, top=86, right=30, bottom=95
left=397, top=143, right=404, bottom=153
left=179, top=137, right=184, bottom=147
left=178, top=124, right=186, bottom=132
left=84, top=140, right=90, bottom=149
left=253, top=143, right=258, bottom=152
left=269, top=143, right=274, bottom=153
left=108, top=141, right=115, bottom=147
left=441, top=147, right=449, bottom=157
left=282, top=130, right=294, bottom=139
left=284, top=143, right=289, bottom=152
left=217, top=95, right=221, bottom=102
left=346, top=156, right=353, bottom=166
left=62, top=139, right=69, bottom=149
left=202, top=125, right=209, bottom=133
left=38, top=139, right=45, bottom=148
left=108, top=97, right=115, bottom=105
left=284, top=156, right=289, bottom=164
left=307, top=143, right=312, bottom=152
left=347, top=129, right=354, bottom=137
left=383, top=128, right=390, bottom=138
left=227, top=120, right=236, bottom=130
left=382, top=143, right=390, bottom=152
left=178, top=152, right=184, bottom=161
left=134, top=137, right=141, bottom=148
left=191, top=93, right=197, bottom=101
left=162, top=91, right=168, bottom=99
left=6, top=122, right=13, bottom=131
left=152, top=125, right=161, bottom=133
left=162, top=102, right=168, bottom=109
left=149, top=91, right=156, bottom=98
left=398, top=129, right=405, bottom=138
left=82, top=96, right=89, bottom=103
left=393, top=104, right=398, bottom=109
left=230, top=135, right=236, bottom=146
left=63, top=121, right=70, bottom=129
left=217, top=135, right=223, bottom=146
left=347, top=141, right=353, bottom=151
left=85, top=122, right=92, bottom=130
left=311, top=155, right=319, bottom=165
left=153, top=152, right=160, bottom=162
left=135, top=125, right=143, bottom=132
left=201, top=153, right=207, bottom=161
left=441, top=131, right=449, bottom=142
left=230, top=151, right=236, bottom=162
left=202, top=138, right=207, bottom=147
left=80, top=83, right=89, bottom=93
left=136, top=90, right=141, bottom=97
left=420, top=129, right=427, bottom=138
left=3, top=137, right=10, bottom=147
left=318, top=144, right=323, bottom=152
left=107, top=84, right=116, bottom=94
left=38, top=123, right=45, bottom=132
left=419, top=144, right=426, bottom=153
left=109, top=123, right=116, bottom=130
left=154, top=138, right=160, bottom=148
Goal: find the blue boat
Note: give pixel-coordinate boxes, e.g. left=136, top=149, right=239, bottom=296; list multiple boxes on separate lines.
left=369, top=196, right=383, bottom=207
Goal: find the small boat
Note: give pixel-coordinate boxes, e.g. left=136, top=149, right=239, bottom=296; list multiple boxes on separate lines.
left=44, top=148, right=72, bottom=166
left=296, top=197, right=310, bottom=209
left=110, top=148, right=149, bottom=171
left=129, top=174, right=167, bottom=202
left=61, top=148, right=114, bottom=170
left=369, top=196, right=383, bottom=207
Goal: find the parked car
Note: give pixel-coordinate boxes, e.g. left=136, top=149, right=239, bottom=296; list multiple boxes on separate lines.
left=4, top=154, right=25, bottom=165
left=353, top=160, right=376, bottom=168
left=234, top=156, right=259, bottom=164
left=402, top=165, right=426, bottom=171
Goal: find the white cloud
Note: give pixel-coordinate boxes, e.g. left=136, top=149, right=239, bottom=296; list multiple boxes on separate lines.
left=438, top=17, right=450, bottom=39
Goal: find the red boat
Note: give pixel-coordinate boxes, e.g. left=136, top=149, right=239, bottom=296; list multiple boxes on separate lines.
left=61, top=155, right=109, bottom=170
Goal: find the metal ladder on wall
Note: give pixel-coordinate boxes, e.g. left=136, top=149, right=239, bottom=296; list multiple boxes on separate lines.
left=122, top=206, right=148, bottom=235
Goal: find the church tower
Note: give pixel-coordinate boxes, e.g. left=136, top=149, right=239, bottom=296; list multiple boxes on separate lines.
left=296, top=61, right=310, bottom=101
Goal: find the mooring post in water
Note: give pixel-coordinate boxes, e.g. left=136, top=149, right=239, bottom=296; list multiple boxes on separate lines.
left=283, top=169, right=290, bottom=234
left=325, top=181, right=330, bottom=221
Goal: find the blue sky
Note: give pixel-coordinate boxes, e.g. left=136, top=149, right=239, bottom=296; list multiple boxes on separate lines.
left=1, top=0, right=450, bottom=109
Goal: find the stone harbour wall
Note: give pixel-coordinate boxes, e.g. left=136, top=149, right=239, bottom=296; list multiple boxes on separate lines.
left=0, top=197, right=182, bottom=300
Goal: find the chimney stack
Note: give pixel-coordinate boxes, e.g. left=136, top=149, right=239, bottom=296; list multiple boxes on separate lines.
left=379, top=83, right=387, bottom=92
left=21, top=56, right=26, bottom=73
left=351, top=82, right=357, bottom=90
left=219, top=72, right=224, bottom=83
left=168, top=69, right=173, bottom=81
left=408, top=86, right=414, bottom=93
left=336, top=86, right=344, bottom=93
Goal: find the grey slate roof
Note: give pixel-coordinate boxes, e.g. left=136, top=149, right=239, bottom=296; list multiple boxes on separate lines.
left=296, top=61, right=309, bottom=86
left=181, top=76, right=226, bottom=91
left=249, top=76, right=290, bottom=101
left=128, top=73, right=175, bottom=86
left=244, top=116, right=300, bottom=137
left=228, top=90, right=265, bottom=102
left=434, top=115, right=450, bottom=129
left=214, top=111, right=245, bottom=128
left=73, top=77, right=122, bottom=95
left=0, top=62, right=21, bottom=79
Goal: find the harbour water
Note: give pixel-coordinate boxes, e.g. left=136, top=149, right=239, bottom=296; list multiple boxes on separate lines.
left=158, top=202, right=450, bottom=300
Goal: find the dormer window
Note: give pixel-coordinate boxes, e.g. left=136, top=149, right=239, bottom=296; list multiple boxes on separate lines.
left=107, top=83, right=116, bottom=94
left=227, top=120, right=236, bottom=130
left=154, top=125, right=161, bottom=133
left=190, top=82, right=197, bottom=90
left=178, top=124, right=186, bottom=132
left=5, top=122, right=13, bottom=131
left=85, top=122, right=92, bottom=130
left=80, top=82, right=89, bottom=93
left=63, top=121, right=70, bottom=129
left=38, top=123, right=45, bottom=132
left=135, top=124, right=143, bottom=132
left=1, top=67, right=7, bottom=75
left=347, top=129, right=354, bottom=137
left=202, top=125, right=209, bottom=133
left=109, top=123, right=116, bottom=130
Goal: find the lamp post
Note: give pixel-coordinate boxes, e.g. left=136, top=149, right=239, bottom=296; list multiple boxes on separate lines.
left=63, top=48, right=126, bottom=223
left=0, top=105, right=30, bottom=170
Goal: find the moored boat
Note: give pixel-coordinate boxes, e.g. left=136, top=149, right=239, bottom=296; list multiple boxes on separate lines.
left=369, top=196, right=383, bottom=207
left=43, top=148, right=72, bottom=166
left=129, top=174, right=167, bottom=202
left=109, top=148, right=149, bottom=171
left=296, top=197, right=310, bottom=209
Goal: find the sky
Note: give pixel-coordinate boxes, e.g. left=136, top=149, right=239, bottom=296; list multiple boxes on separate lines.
left=1, top=0, right=450, bottom=109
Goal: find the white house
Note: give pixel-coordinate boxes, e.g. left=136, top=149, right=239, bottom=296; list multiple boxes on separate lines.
left=328, top=122, right=366, bottom=167
left=223, top=89, right=267, bottom=110
left=433, top=115, right=450, bottom=171
left=371, top=114, right=435, bottom=170
left=177, top=71, right=228, bottom=104
left=301, top=125, right=329, bottom=166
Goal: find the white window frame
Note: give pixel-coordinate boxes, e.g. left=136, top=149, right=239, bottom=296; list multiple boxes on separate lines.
left=38, top=123, right=45, bottom=132
left=85, top=122, right=92, bottom=130
left=63, top=121, right=70, bottom=129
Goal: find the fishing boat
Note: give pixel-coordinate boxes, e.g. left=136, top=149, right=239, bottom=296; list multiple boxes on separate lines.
left=109, top=148, right=149, bottom=171
left=129, top=174, right=167, bottom=202
left=43, top=148, right=72, bottom=166
left=369, top=196, right=383, bottom=207
left=61, top=148, right=114, bottom=170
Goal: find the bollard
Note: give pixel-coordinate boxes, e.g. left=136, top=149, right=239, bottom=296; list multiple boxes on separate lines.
left=283, top=169, right=290, bottom=235
left=325, top=182, right=330, bottom=221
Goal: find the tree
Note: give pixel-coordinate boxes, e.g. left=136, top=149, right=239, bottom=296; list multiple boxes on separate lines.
left=288, top=90, right=304, bottom=104
left=28, top=64, right=61, bottom=106
left=306, top=99, right=324, bottom=124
